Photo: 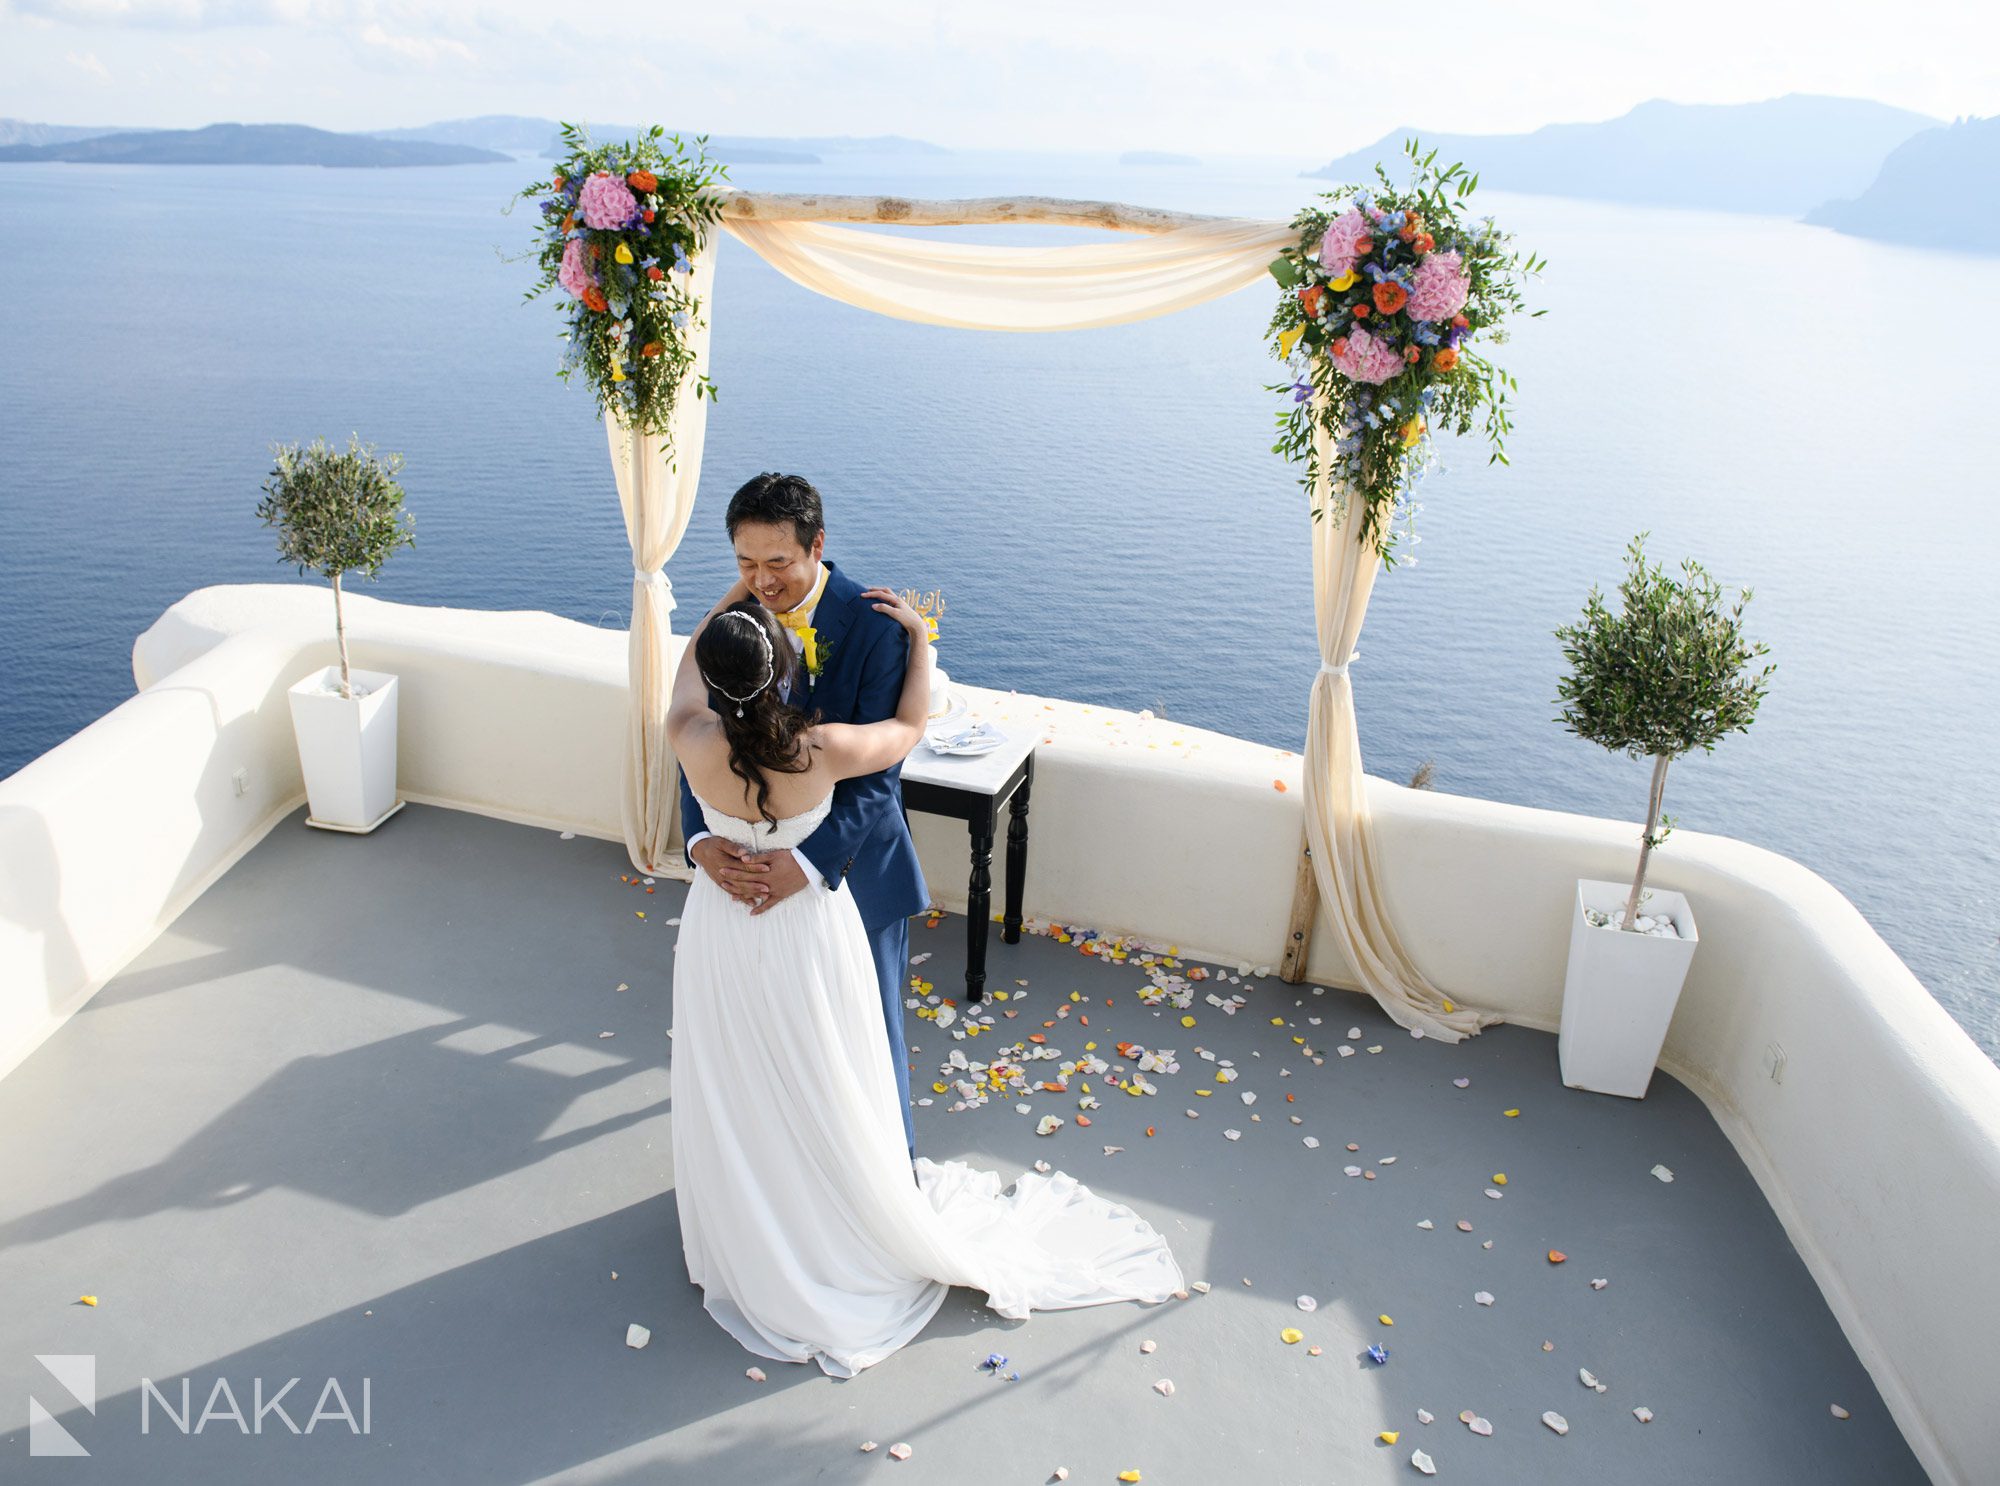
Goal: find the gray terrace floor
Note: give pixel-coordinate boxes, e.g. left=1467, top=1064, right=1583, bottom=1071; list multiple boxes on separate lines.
left=0, top=803, right=1928, bottom=1485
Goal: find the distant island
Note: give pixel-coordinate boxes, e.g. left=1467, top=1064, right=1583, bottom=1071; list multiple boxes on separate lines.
left=0, top=123, right=508, bottom=168
left=1805, top=115, right=2000, bottom=252
left=0, top=115, right=955, bottom=171
left=0, top=118, right=150, bottom=149
left=1121, top=150, right=1198, bottom=167
left=1307, top=94, right=1940, bottom=217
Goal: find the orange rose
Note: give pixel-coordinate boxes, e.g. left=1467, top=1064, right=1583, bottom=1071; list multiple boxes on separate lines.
left=626, top=169, right=658, bottom=192
left=1373, top=281, right=1409, bottom=314
left=1298, top=284, right=1324, bottom=318
left=1413, top=232, right=1435, bottom=253
left=582, top=286, right=608, bottom=313
left=1351, top=302, right=1370, bottom=318
left=1451, top=313, right=1469, bottom=329
left=1398, top=223, right=1417, bottom=242
left=640, top=341, right=664, bottom=358
left=646, top=265, right=665, bottom=281
left=1433, top=347, right=1460, bottom=371
left=641, top=208, right=656, bottom=223
left=551, top=174, right=565, bottom=191
left=1331, top=337, right=1349, bottom=357
left=1356, top=236, right=1373, bottom=255
left=587, top=243, right=600, bottom=262
left=1403, top=345, right=1421, bottom=363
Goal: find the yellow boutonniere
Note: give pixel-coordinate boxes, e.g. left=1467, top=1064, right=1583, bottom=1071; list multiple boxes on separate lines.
left=799, top=625, right=821, bottom=677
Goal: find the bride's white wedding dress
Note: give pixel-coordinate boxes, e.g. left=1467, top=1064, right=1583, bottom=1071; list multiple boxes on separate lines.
left=671, top=788, right=1186, bottom=1378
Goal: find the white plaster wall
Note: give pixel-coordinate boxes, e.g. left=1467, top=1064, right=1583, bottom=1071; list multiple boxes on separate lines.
left=0, top=582, right=1991, bottom=1483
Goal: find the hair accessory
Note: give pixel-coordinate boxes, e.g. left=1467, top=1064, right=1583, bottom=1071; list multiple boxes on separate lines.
left=703, top=610, right=776, bottom=717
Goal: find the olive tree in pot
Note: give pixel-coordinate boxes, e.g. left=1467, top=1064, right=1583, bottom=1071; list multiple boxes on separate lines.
left=256, top=435, right=417, bottom=833
left=1551, top=532, right=1774, bottom=1098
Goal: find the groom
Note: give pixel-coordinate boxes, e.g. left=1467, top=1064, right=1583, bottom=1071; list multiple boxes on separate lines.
left=680, top=472, right=931, bottom=1161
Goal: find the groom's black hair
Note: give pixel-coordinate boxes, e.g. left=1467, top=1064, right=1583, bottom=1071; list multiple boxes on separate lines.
left=726, top=472, right=824, bottom=552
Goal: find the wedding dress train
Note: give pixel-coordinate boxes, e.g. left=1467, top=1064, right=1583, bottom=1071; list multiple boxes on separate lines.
left=670, top=789, right=1186, bottom=1378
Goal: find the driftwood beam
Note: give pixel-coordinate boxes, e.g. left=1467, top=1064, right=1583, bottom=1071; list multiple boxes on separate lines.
left=716, top=190, right=1238, bottom=235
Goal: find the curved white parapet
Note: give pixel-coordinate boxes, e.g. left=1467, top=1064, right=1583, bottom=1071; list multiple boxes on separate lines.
left=0, top=581, right=1994, bottom=1484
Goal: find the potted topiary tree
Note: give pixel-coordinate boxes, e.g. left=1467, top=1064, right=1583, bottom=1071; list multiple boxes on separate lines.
left=1551, top=532, right=1775, bottom=1097
left=257, top=434, right=417, bottom=834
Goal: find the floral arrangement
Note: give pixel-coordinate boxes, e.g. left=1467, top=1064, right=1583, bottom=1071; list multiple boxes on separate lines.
left=1267, top=137, right=1545, bottom=566
left=897, top=587, right=946, bottom=645
left=514, top=123, right=731, bottom=453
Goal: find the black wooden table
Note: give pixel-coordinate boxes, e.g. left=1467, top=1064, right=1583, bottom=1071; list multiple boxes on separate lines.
left=900, top=732, right=1036, bottom=1003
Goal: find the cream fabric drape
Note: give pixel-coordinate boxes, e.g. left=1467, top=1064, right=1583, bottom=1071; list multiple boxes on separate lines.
left=610, top=237, right=718, bottom=878
left=1305, top=397, right=1502, bottom=1041
left=720, top=216, right=1295, bottom=331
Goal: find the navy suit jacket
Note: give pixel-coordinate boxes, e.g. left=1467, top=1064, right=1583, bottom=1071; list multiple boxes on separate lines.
left=679, top=560, right=930, bottom=931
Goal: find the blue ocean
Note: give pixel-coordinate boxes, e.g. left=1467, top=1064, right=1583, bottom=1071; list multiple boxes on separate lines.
left=1, top=148, right=1994, bottom=1060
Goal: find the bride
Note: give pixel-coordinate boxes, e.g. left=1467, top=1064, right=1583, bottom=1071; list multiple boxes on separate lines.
left=665, top=577, right=1186, bottom=1378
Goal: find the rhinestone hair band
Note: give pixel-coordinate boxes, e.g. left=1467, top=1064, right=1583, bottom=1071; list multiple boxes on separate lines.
left=704, top=611, right=776, bottom=717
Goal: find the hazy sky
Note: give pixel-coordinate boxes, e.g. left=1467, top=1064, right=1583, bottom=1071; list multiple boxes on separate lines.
left=3, top=0, right=1994, bottom=154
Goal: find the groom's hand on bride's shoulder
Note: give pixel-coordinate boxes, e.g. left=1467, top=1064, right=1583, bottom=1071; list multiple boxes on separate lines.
left=690, top=837, right=771, bottom=905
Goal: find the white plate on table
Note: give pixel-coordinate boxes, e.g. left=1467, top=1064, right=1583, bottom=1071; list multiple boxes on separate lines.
left=925, top=721, right=1005, bottom=757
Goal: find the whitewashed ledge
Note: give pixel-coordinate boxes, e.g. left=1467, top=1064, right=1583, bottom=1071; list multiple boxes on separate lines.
left=1, top=582, right=1996, bottom=1484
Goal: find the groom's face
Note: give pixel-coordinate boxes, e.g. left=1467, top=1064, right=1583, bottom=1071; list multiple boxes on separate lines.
left=732, top=520, right=826, bottom=613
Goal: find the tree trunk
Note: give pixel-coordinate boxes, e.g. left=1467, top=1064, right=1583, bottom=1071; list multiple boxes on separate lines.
left=332, top=572, right=353, bottom=701
left=1621, top=754, right=1671, bottom=931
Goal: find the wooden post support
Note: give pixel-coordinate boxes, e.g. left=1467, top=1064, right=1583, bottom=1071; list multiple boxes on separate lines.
left=1279, top=828, right=1317, bottom=984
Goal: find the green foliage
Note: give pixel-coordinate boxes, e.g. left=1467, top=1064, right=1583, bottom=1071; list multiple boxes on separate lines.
left=1266, top=136, right=1545, bottom=567
left=510, top=124, right=731, bottom=454
left=256, top=434, right=415, bottom=582
left=1554, top=532, right=1775, bottom=763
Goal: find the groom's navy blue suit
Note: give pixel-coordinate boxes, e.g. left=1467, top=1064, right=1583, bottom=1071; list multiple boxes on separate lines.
left=679, top=561, right=930, bottom=1156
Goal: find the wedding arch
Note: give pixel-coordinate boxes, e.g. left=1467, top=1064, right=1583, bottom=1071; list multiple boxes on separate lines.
left=579, top=181, right=1508, bottom=1044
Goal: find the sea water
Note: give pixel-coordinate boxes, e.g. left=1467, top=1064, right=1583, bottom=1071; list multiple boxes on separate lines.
left=1, top=149, right=1994, bottom=1060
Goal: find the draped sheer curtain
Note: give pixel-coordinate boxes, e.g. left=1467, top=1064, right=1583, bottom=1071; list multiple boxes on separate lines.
left=608, top=209, right=1496, bottom=1035
left=1304, top=401, right=1503, bottom=1041
left=611, top=239, right=717, bottom=878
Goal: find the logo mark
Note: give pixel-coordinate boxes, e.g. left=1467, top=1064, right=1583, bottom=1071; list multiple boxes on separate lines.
left=29, top=1354, right=95, bottom=1457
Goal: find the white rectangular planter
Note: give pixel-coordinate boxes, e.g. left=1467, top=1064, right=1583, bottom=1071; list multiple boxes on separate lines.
left=286, top=665, right=404, bottom=833
left=1558, top=878, right=1700, bottom=1099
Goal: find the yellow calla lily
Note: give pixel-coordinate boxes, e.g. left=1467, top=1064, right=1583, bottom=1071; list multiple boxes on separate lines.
left=1278, top=323, right=1305, bottom=359
left=799, top=625, right=820, bottom=675
left=1330, top=270, right=1357, bottom=291
left=613, top=242, right=635, bottom=265
left=1401, top=416, right=1425, bottom=447
left=610, top=361, right=627, bottom=382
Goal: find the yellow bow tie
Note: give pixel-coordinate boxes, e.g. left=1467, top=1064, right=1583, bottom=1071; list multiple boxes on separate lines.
left=775, top=605, right=813, bottom=633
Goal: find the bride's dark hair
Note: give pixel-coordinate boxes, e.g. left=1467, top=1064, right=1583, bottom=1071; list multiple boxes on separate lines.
left=693, top=601, right=819, bottom=825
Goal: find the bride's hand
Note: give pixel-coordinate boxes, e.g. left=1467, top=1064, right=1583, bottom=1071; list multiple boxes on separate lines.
left=863, top=588, right=929, bottom=644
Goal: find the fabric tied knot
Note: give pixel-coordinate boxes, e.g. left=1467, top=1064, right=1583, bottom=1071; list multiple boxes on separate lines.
left=1319, top=648, right=1360, bottom=678
left=633, top=566, right=675, bottom=608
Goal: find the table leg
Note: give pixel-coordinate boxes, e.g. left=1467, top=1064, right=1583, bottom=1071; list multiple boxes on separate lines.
left=967, top=806, right=994, bottom=1002
left=1004, top=770, right=1031, bottom=945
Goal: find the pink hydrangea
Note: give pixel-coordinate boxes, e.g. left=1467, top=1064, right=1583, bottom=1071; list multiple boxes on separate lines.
left=557, top=236, right=597, bottom=300
left=1316, top=206, right=1373, bottom=278
left=1328, top=326, right=1407, bottom=385
left=1405, top=249, right=1471, bottom=323
left=577, top=171, right=639, bottom=230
